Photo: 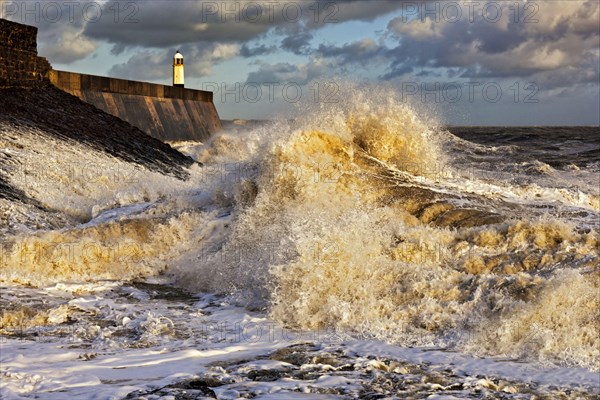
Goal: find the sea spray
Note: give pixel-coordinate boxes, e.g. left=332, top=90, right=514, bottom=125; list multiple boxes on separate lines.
left=175, top=85, right=600, bottom=370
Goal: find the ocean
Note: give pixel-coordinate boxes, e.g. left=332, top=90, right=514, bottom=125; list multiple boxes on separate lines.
left=1, top=88, right=599, bottom=399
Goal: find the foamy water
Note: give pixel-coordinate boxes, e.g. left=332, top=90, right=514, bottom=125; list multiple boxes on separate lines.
left=1, top=86, right=598, bottom=397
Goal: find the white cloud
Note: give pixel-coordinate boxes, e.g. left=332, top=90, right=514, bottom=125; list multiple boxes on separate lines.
left=388, top=17, right=443, bottom=40
left=39, top=28, right=98, bottom=63
left=211, top=43, right=239, bottom=59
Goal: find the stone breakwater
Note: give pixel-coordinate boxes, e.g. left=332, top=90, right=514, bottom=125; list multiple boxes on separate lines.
left=0, top=18, right=51, bottom=88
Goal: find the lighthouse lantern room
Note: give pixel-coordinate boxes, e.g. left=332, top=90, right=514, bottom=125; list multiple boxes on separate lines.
left=173, top=50, right=184, bottom=87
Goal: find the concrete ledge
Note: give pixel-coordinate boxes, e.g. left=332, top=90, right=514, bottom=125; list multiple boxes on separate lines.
left=49, top=70, right=213, bottom=102
left=49, top=70, right=221, bottom=142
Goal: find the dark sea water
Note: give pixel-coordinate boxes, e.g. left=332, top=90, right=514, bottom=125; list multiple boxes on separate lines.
left=449, top=126, right=600, bottom=168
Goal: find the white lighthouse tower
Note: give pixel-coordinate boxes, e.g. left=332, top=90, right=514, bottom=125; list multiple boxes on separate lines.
left=173, top=50, right=184, bottom=88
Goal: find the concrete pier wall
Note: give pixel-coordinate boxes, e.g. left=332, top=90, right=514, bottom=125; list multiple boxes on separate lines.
left=49, top=70, right=221, bottom=142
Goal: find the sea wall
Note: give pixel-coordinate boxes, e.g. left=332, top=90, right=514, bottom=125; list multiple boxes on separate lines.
left=49, top=70, right=222, bottom=142
left=1, top=17, right=221, bottom=143
left=0, top=18, right=51, bottom=87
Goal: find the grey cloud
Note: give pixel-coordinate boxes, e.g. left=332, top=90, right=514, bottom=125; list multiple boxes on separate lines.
left=83, top=1, right=403, bottom=51
left=110, top=42, right=127, bottom=56
left=303, top=0, right=401, bottom=29
left=246, top=62, right=301, bottom=84
left=317, top=39, right=386, bottom=66
left=527, top=54, right=600, bottom=91
left=240, top=43, right=277, bottom=57
left=83, top=1, right=268, bottom=51
left=281, top=33, right=313, bottom=55
left=245, top=59, right=331, bottom=86
left=109, top=49, right=171, bottom=81
left=380, top=63, right=414, bottom=81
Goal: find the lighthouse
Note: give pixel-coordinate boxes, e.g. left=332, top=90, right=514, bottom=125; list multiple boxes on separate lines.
left=173, top=50, right=184, bottom=87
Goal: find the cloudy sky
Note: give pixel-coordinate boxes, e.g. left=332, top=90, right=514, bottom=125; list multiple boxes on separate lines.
left=3, top=0, right=599, bottom=125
